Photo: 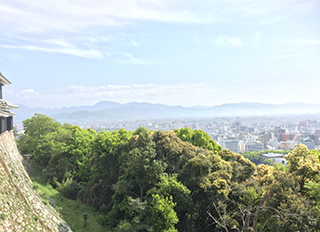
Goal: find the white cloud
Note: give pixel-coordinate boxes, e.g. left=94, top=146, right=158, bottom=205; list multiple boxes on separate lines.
left=6, top=76, right=320, bottom=108
left=1, top=0, right=318, bottom=35
left=0, top=44, right=104, bottom=59
left=45, top=39, right=73, bottom=48
left=21, top=89, right=35, bottom=93
left=0, top=1, right=211, bottom=35
left=214, top=36, right=244, bottom=47
left=1, top=0, right=318, bottom=59
left=115, top=53, right=151, bottom=65
left=121, top=32, right=140, bottom=47
left=129, top=38, right=140, bottom=47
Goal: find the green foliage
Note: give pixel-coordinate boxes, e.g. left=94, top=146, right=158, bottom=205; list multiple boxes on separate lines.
left=251, top=160, right=319, bottom=232
left=113, top=197, right=151, bottom=232
left=45, top=124, right=96, bottom=183
left=263, top=158, right=275, bottom=166
left=148, top=174, right=192, bottom=231
left=116, top=128, right=166, bottom=200
left=18, top=114, right=61, bottom=165
left=240, top=186, right=265, bottom=206
left=29, top=166, right=106, bottom=232
left=23, top=113, right=61, bottom=139
left=87, top=128, right=132, bottom=209
left=60, top=178, right=80, bottom=200
left=242, top=152, right=260, bottom=165
left=174, top=128, right=221, bottom=153
left=179, top=152, right=234, bottom=230
left=242, top=149, right=289, bottom=165
left=306, top=180, right=320, bottom=201
left=16, top=115, right=320, bottom=232
left=285, top=144, right=320, bottom=190
left=305, top=180, right=320, bottom=213
left=149, top=194, right=178, bottom=232
left=153, top=130, right=196, bottom=173
left=149, top=174, right=191, bottom=199
left=219, top=149, right=255, bottom=182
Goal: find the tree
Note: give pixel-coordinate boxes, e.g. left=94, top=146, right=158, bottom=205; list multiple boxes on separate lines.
left=40, top=124, right=96, bottom=183
left=219, top=149, right=255, bottom=183
left=87, top=128, right=132, bottom=209
left=179, top=153, right=232, bottom=231
left=174, top=128, right=222, bottom=154
left=207, top=185, right=304, bottom=232
left=115, top=129, right=166, bottom=201
left=153, top=130, right=197, bottom=174
left=252, top=163, right=319, bottom=232
left=149, top=194, right=178, bottom=232
left=107, top=128, right=167, bottom=228
left=148, top=174, right=193, bottom=231
left=305, top=180, right=320, bottom=213
left=285, top=144, right=320, bottom=190
left=242, top=152, right=260, bottom=165
left=262, top=158, right=275, bottom=166
left=18, top=113, right=61, bottom=165
left=22, top=113, right=61, bottom=139
left=113, top=197, right=151, bottom=232
left=16, top=114, right=320, bottom=231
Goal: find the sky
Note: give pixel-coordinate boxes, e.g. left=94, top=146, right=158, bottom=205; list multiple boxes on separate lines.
left=0, top=0, right=320, bottom=108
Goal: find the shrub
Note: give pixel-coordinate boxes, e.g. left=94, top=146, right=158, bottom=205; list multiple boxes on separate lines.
left=61, top=179, right=80, bottom=200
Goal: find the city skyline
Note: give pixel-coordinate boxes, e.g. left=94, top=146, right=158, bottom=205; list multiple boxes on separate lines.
left=1, top=0, right=320, bottom=108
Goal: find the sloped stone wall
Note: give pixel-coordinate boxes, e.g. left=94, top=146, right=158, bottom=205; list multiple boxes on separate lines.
left=0, top=131, right=72, bottom=232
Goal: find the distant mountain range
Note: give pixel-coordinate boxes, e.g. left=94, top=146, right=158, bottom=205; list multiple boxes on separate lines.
left=14, top=101, right=320, bottom=123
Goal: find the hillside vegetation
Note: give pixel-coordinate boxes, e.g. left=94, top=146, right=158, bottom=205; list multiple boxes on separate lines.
left=29, top=165, right=106, bottom=232
left=18, top=114, right=320, bottom=231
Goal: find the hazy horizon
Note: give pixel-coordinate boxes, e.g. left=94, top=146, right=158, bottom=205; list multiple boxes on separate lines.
left=1, top=1, right=319, bottom=108
left=15, top=100, right=320, bottom=110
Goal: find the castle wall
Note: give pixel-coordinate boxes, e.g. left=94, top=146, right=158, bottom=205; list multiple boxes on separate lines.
left=0, top=131, right=71, bottom=232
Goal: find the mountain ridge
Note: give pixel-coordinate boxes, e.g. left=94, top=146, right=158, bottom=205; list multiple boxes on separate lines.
left=15, top=101, right=320, bottom=123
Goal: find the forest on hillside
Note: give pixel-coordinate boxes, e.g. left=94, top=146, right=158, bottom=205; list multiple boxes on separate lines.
left=17, top=114, right=320, bottom=231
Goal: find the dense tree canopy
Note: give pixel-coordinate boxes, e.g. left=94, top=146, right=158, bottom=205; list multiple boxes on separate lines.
left=18, top=114, right=320, bottom=231
left=174, top=127, right=222, bottom=154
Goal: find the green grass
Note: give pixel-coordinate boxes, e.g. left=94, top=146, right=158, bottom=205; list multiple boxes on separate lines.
left=29, top=166, right=106, bottom=232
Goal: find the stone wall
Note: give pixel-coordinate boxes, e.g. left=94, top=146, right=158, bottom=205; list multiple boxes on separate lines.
left=0, top=131, right=72, bottom=232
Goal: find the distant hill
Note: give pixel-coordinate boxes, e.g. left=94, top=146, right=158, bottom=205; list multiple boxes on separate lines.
left=15, top=101, right=320, bottom=124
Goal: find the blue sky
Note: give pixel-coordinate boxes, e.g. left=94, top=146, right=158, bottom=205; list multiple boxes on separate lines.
left=0, top=0, right=319, bottom=108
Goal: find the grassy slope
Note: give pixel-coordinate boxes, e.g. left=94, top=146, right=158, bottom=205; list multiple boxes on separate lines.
left=29, top=166, right=106, bottom=232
